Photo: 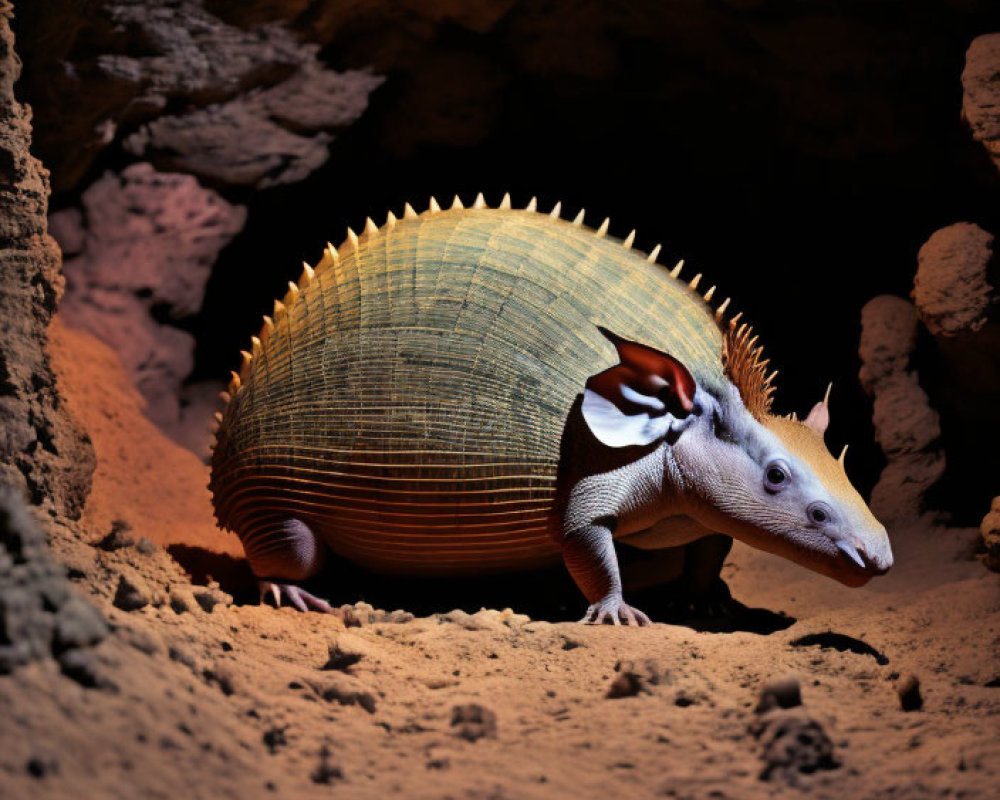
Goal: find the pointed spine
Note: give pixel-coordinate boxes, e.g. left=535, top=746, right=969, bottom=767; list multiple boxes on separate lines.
left=688, top=273, right=702, bottom=290
left=596, top=217, right=609, bottom=237
left=526, top=197, right=537, bottom=212
left=549, top=201, right=562, bottom=219
left=472, top=192, right=486, bottom=209
left=346, top=227, right=359, bottom=252
left=403, top=202, right=417, bottom=219
left=670, top=259, right=684, bottom=278
left=363, top=217, right=378, bottom=237
left=572, top=209, right=585, bottom=225
left=428, top=196, right=441, bottom=213
left=385, top=210, right=397, bottom=230
left=623, top=230, right=636, bottom=249
left=451, top=195, right=464, bottom=210
left=647, top=244, right=661, bottom=263
left=500, top=193, right=512, bottom=210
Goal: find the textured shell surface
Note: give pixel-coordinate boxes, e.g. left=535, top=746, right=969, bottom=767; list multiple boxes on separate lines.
left=211, top=205, right=730, bottom=575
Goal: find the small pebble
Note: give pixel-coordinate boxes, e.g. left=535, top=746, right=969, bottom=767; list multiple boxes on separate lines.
left=451, top=704, right=497, bottom=742
left=756, top=677, right=802, bottom=713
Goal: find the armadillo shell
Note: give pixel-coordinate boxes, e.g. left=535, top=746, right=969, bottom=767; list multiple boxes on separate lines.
left=210, top=205, right=726, bottom=576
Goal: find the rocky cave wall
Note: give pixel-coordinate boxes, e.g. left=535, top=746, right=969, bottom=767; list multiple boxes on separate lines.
left=9, top=0, right=1000, bottom=538
left=0, top=0, right=107, bottom=679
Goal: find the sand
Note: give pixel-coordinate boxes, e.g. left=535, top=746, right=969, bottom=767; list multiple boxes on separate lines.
left=0, top=320, right=997, bottom=800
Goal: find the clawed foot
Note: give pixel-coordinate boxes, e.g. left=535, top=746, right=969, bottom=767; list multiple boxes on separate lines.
left=258, top=580, right=334, bottom=613
left=580, top=595, right=651, bottom=626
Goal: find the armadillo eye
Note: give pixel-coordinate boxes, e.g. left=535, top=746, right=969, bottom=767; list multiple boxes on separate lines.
left=808, top=502, right=833, bottom=524
left=764, top=461, right=790, bottom=493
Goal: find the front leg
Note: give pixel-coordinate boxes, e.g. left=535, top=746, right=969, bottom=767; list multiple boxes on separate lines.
left=562, top=520, right=650, bottom=626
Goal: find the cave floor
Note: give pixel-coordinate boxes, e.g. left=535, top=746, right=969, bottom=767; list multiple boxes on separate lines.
left=0, top=322, right=997, bottom=800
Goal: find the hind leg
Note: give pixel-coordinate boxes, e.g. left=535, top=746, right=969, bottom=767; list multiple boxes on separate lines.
left=242, top=518, right=333, bottom=613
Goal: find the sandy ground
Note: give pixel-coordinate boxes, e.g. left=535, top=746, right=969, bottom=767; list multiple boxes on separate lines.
left=0, top=321, right=997, bottom=800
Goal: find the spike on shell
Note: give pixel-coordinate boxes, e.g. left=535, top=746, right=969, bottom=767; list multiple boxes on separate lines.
left=228, top=371, right=241, bottom=392
left=219, top=391, right=231, bottom=405
left=689, top=273, right=702, bottom=290
left=385, top=210, right=397, bottom=229
left=403, top=203, right=417, bottom=219
left=250, top=335, right=261, bottom=357
left=285, top=281, right=299, bottom=305
left=346, top=228, right=359, bottom=251
left=572, top=209, right=585, bottom=225
left=273, top=298, right=286, bottom=318
left=647, top=244, right=661, bottom=263
left=364, top=217, right=378, bottom=237
left=715, top=297, right=731, bottom=320
left=596, top=217, right=609, bottom=237
left=703, top=286, right=716, bottom=302
left=300, top=262, right=315, bottom=287
left=623, top=230, right=636, bottom=249
left=451, top=195, right=463, bottom=210
left=526, top=197, right=537, bottom=212
left=213, top=411, right=223, bottom=423
left=500, top=193, right=512, bottom=209
left=670, top=260, right=684, bottom=278
left=838, top=444, right=849, bottom=466
left=472, top=192, right=486, bottom=209
left=428, top=196, right=441, bottom=213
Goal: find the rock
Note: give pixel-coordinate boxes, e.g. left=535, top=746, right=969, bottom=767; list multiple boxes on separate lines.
left=0, top=486, right=106, bottom=674
left=193, top=587, right=229, bottom=613
left=963, top=33, right=1000, bottom=177
left=321, top=634, right=367, bottom=671
left=755, top=677, right=802, bottom=713
left=168, top=643, right=197, bottom=669
left=123, top=57, right=382, bottom=189
left=913, top=223, right=995, bottom=338
left=168, top=588, right=195, bottom=614
left=750, top=710, right=839, bottom=784
left=53, top=596, right=109, bottom=653
left=316, top=680, right=377, bottom=713
left=18, top=1, right=383, bottom=193
left=134, top=537, right=157, bottom=556
left=57, top=648, right=114, bottom=691
left=451, top=703, right=497, bottom=742
left=53, top=163, right=245, bottom=443
left=0, top=4, right=93, bottom=516
left=606, top=659, right=670, bottom=699
left=897, top=674, right=923, bottom=712
left=981, top=498, right=1000, bottom=572
left=113, top=572, right=150, bottom=612
left=95, top=519, right=135, bottom=551
left=203, top=663, right=238, bottom=695
left=859, top=295, right=946, bottom=523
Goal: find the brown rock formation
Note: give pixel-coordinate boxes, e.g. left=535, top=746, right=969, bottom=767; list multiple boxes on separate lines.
left=914, top=223, right=995, bottom=337
left=0, top=0, right=93, bottom=517
left=15, top=0, right=383, bottom=193
left=50, top=163, right=246, bottom=441
left=963, top=33, right=1000, bottom=176
left=858, top=296, right=946, bottom=525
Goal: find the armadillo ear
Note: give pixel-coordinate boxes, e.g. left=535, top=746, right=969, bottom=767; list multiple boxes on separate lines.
left=803, top=383, right=832, bottom=437
left=582, top=328, right=698, bottom=448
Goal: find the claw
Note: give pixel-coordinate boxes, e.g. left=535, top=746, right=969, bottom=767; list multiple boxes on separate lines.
left=258, top=581, right=335, bottom=614
left=581, top=596, right=651, bottom=626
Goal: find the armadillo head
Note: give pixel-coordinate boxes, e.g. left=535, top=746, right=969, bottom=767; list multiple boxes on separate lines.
left=582, top=330, right=892, bottom=586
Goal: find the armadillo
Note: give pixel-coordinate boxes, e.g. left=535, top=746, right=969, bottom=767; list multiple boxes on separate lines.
left=210, top=194, right=892, bottom=623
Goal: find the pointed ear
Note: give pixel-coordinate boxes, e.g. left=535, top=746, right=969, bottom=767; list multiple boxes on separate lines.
left=581, top=327, right=697, bottom=448
left=803, top=383, right=832, bottom=436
